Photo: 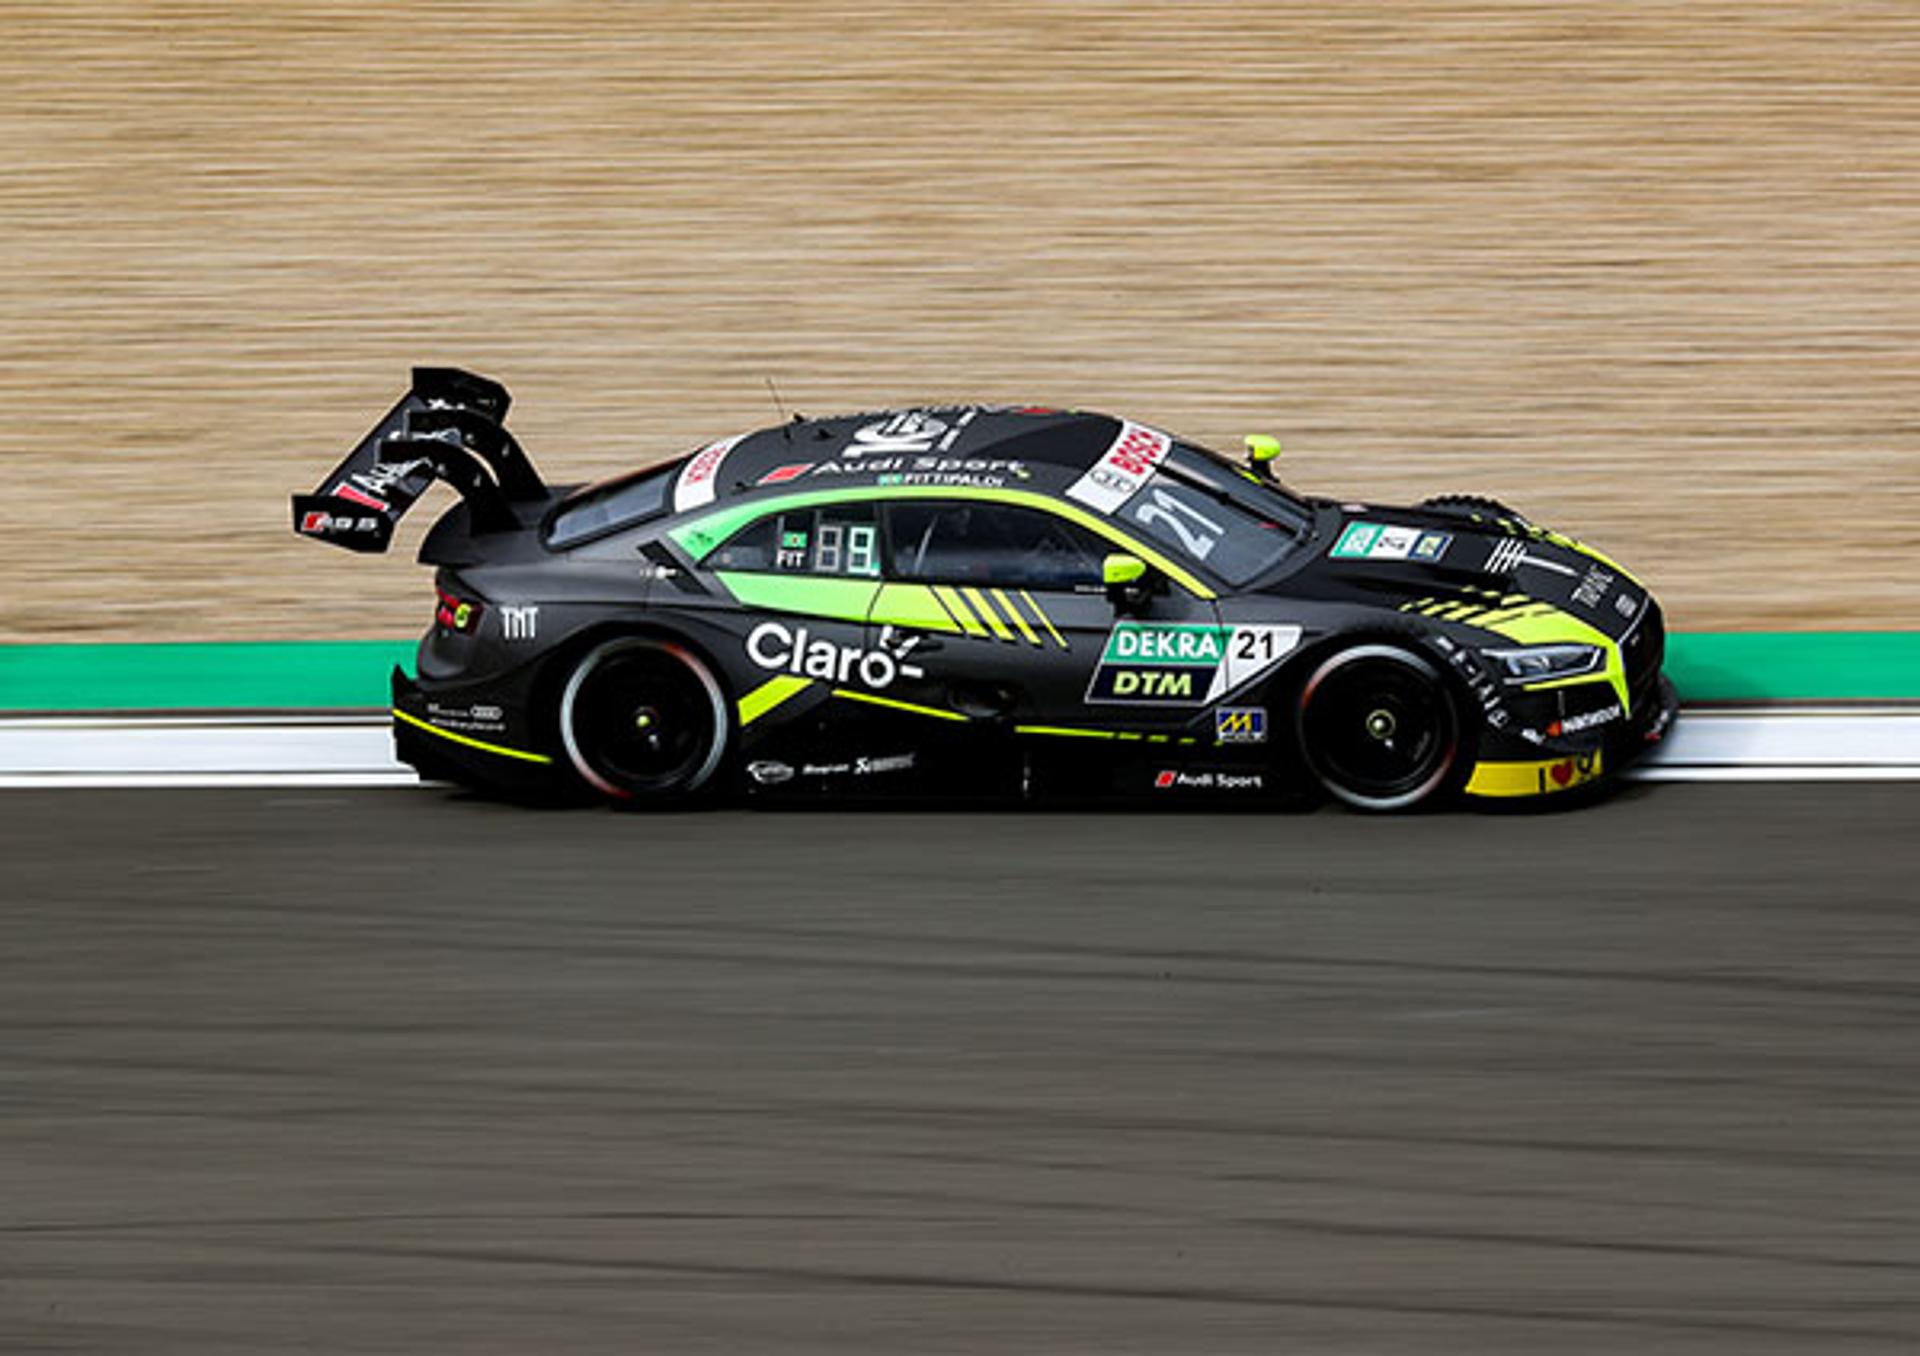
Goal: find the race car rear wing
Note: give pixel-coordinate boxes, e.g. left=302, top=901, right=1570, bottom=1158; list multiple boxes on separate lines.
left=291, top=367, right=547, bottom=553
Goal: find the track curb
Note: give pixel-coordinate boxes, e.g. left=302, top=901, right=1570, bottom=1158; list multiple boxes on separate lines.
left=4, top=706, right=1917, bottom=788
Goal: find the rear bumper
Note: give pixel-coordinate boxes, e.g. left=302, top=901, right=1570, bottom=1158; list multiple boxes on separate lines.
left=391, top=667, right=569, bottom=800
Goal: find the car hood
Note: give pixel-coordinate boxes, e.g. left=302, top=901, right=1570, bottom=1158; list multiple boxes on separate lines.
left=1283, top=505, right=1650, bottom=642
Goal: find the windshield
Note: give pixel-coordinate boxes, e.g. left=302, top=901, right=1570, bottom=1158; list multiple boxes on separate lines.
left=1106, top=443, right=1311, bottom=585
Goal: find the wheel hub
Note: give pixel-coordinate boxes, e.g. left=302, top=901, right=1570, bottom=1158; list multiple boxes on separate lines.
left=1365, top=708, right=1397, bottom=741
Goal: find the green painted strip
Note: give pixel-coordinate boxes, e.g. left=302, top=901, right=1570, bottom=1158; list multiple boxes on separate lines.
left=1661, top=632, right=1920, bottom=703
left=737, top=674, right=812, bottom=726
left=0, top=641, right=416, bottom=711
left=670, top=483, right=1217, bottom=598
left=2, top=632, right=1917, bottom=712
left=714, top=571, right=878, bottom=622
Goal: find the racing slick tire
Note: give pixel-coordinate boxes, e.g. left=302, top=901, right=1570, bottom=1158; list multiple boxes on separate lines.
left=558, top=636, right=731, bottom=805
left=1296, top=643, right=1467, bottom=812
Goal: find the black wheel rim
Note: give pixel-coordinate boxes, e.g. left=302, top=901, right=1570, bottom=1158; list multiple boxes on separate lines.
left=1304, top=653, right=1457, bottom=806
left=569, top=648, right=717, bottom=796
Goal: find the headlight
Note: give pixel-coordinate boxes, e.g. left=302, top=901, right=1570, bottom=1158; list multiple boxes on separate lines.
left=1481, top=643, right=1603, bottom=684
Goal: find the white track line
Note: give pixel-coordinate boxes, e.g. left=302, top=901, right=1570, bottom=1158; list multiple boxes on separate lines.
left=0, top=708, right=1916, bottom=789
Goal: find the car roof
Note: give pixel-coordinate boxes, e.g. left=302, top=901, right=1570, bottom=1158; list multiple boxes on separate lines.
left=676, top=407, right=1128, bottom=505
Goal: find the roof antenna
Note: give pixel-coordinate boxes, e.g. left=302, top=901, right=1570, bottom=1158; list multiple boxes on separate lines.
left=765, top=377, right=794, bottom=438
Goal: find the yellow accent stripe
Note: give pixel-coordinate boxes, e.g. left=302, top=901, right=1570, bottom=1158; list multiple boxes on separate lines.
left=990, top=588, right=1039, bottom=646
left=962, top=586, right=1015, bottom=642
left=1015, top=724, right=1117, bottom=740
left=1473, top=602, right=1554, bottom=629
left=393, top=708, right=553, bottom=765
left=737, top=674, right=812, bottom=726
left=829, top=688, right=968, bottom=721
left=1020, top=590, right=1068, bottom=649
left=934, top=585, right=988, bottom=637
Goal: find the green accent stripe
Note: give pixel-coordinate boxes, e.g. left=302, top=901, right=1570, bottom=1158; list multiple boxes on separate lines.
left=714, top=572, right=878, bottom=622
left=827, top=688, right=967, bottom=721
left=962, top=587, right=1015, bottom=643
left=392, top=708, right=553, bottom=764
left=935, top=585, right=988, bottom=638
left=993, top=588, right=1041, bottom=646
left=4, top=633, right=1920, bottom=713
left=874, top=582, right=962, bottom=634
left=1015, top=723, right=1117, bottom=739
left=1021, top=590, right=1068, bottom=649
left=671, top=484, right=1217, bottom=598
left=737, top=674, right=812, bottom=726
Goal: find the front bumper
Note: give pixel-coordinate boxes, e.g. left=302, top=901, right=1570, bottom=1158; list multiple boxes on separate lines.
left=1463, top=670, right=1678, bottom=801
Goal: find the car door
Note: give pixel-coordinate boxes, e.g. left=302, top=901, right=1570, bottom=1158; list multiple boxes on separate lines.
left=875, top=498, right=1222, bottom=743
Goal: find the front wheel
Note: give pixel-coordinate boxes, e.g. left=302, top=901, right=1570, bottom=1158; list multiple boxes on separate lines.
left=559, top=637, right=731, bottom=805
left=1297, top=644, right=1465, bottom=811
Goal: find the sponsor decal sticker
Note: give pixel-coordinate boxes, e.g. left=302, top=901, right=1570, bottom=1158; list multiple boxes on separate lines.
left=843, top=410, right=972, bottom=458
left=1468, top=751, right=1605, bottom=797
left=1332, top=521, right=1451, bottom=562
left=332, top=457, right=430, bottom=513
left=1066, top=420, right=1172, bottom=514
left=806, top=454, right=1031, bottom=485
left=300, top=510, right=381, bottom=536
left=746, top=621, right=924, bottom=690
left=759, top=462, right=815, bottom=485
left=501, top=605, right=539, bottom=642
left=1214, top=707, right=1267, bottom=744
left=425, top=701, right=508, bottom=735
left=1573, top=563, right=1615, bottom=611
left=1541, top=752, right=1602, bottom=791
left=1546, top=704, right=1622, bottom=738
left=796, top=753, right=918, bottom=779
left=1153, top=769, right=1266, bottom=792
left=673, top=434, right=748, bottom=512
left=1331, top=522, right=1381, bottom=558
left=1087, top=622, right=1301, bottom=706
left=747, top=760, right=795, bottom=786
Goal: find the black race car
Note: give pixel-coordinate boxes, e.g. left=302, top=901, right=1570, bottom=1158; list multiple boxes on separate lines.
left=294, top=368, right=1675, bottom=810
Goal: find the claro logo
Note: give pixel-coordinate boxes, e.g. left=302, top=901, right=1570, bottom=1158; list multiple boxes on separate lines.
left=746, top=622, right=924, bottom=689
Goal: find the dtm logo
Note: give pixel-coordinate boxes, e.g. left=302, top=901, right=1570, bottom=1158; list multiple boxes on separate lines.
left=747, top=622, right=925, bottom=689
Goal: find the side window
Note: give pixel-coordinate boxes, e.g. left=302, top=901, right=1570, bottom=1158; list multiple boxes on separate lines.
left=708, top=505, right=881, bottom=577
left=886, top=502, right=1108, bottom=589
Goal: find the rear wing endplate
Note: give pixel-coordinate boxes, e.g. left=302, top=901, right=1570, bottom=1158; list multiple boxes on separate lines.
left=291, top=367, right=547, bottom=553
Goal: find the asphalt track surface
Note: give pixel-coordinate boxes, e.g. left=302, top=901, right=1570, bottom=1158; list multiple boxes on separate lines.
left=4, top=785, right=1917, bottom=1354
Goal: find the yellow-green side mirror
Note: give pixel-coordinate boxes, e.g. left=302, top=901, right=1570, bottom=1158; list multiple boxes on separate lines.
left=1244, top=433, right=1281, bottom=464
left=1103, top=553, right=1147, bottom=587
left=1103, top=553, right=1156, bottom=614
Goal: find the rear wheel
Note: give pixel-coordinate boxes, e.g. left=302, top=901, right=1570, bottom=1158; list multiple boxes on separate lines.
left=1297, top=644, right=1464, bottom=811
left=559, top=637, right=730, bottom=804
